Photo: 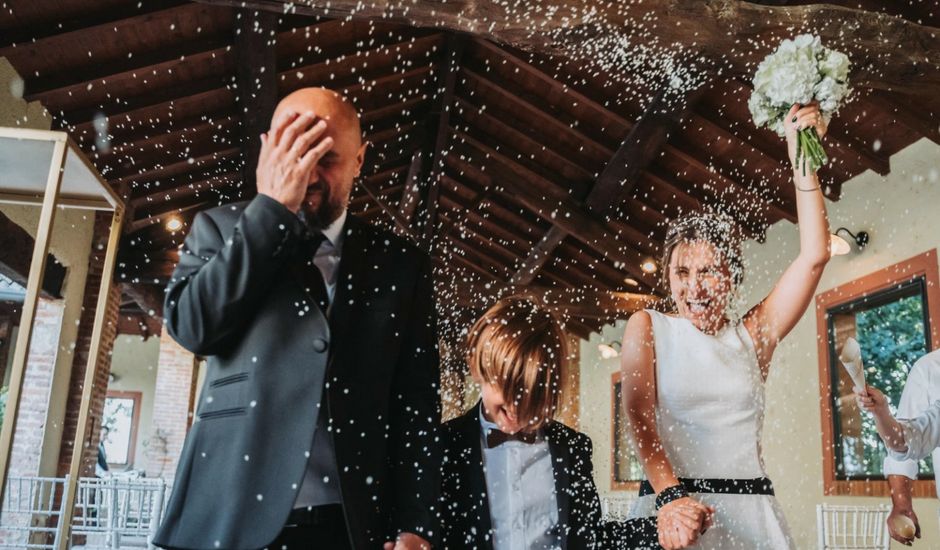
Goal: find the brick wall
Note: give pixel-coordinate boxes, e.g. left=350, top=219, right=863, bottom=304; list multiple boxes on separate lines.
left=8, top=299, right=65, bottom=479
left=145, top=330, right=197, bottom=481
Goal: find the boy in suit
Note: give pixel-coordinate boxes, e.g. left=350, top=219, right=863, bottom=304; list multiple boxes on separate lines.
left=439, top=297, right=662, bottom=549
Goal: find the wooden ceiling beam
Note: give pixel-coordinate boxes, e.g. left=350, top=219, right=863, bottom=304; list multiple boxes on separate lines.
left=234, top=7, right=279, bottom=197
left=0, top=1, right=190, bottom=52
left=451, top=279, right=659, bottom=320
left=126, top=202, right=209, bottom=234
left=397, top=151, right=424, bottom=224
left=95, top=116, right=239, bottom=168
left=421, top=33, right=466, bottom=247
left=474, top=42, right=793, bottom=228
left=111, top=147, right=242, bottom=189
left=437, top=211, right=577, bottom=289
left=438, top=191, right=535, bottom=252
left=54, top=73, right=234, bottom=130
left=358, top=180, right=417, bottom=239
left=116, top=310, right=163, bottom=339
left=128, top=156, right=242, bottom=200
left=120, top=283, right=165, bottom=320
left=439, top=170, right=552, bottom=240
left=131, top=180, right=244, bottom=223
left=644, top=165, right=764, bottom=240
left=277, top=34, right=442, bottom=95
left=453, top=96, right=594, bottom=188
left=205, top=0, right=940, bottom=97
left=459, top=68, right=610, bottom=164
left=448, top=133, right=661, bottom=290
left=103, top=136, right=240, bottom=182
left=510, top=87, right=701, bottom=285
left=867, top=90, right=940, bottom=146
left=72, top=103, right=238, bottom=150
left=116, top=249, right=180, bottom=286
left=23, top=35, right=231, bottom=103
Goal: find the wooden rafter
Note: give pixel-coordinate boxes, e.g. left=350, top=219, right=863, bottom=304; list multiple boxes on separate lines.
left=121, top=283, right=165, bottom=320
left=196, top=0, right=940, bottom=98
left=0, top=2, right=190, bottom=52
left=448, top=133, right=661, bottom=290
left=510, top=87, right=701, bottom=285
left=234, top=8, right=278, bottom=194
left=472, top=40, right=795, bottom=228
left=397, top=151, right=424, bottom=224
left=23, top=35, right=231, bottom=104
left=421, top=33, right=466, bottom=246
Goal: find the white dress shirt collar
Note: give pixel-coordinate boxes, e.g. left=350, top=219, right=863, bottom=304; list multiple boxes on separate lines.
left=479, top=405, right=499, bottom=435
left=478, top=405, right=546, bottom=447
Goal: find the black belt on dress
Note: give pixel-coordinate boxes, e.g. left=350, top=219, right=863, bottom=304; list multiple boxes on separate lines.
left=639, top=477, right=775, bottom=497
left=286, top=504, right=344, bottom=527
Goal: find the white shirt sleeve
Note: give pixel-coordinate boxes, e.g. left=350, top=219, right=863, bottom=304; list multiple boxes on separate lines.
left=889, top=400, right=940, bottom=463
left=884, top=359, right=932, bottom=478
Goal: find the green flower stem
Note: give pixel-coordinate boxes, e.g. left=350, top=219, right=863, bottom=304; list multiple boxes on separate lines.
left=799, top=127, right=827, bottom=174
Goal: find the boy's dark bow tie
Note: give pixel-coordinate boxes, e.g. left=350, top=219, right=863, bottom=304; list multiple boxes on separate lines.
left=486, top=428, right=539, bottom=448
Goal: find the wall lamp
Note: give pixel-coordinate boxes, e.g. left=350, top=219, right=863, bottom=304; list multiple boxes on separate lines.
left=830, top=227, right=870, bottom=256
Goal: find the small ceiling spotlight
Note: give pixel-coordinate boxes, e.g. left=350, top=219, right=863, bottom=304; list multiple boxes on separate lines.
left=166, top=217, right=183, bottom=232
left=640, top=258, right=658, bottom=274
left=623, top=277, right=639, bottom=287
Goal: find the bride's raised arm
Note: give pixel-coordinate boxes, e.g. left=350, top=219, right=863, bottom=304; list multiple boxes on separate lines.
left=744, top=102, right=832, bottom=376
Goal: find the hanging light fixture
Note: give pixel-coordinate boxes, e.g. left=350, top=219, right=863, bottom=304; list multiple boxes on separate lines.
left=598, top=340, right=621, bottom=359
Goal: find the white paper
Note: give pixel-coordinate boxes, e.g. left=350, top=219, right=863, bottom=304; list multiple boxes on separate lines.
left=839, top=337, right=866, bottom=390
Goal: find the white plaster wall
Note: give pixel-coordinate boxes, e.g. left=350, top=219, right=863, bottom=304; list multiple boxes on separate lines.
left=580, top=138, right=940, bottom=549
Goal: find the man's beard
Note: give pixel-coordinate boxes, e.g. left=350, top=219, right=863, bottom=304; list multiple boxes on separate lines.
left=301, top=186, right=342, bottom=230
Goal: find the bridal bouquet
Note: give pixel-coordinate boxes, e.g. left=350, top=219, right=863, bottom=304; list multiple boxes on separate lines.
left=748, top=34, right=851, bottom=174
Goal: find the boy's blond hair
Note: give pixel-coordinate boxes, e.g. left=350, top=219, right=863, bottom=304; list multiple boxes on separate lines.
left=466, top=296, right=566, bottom=431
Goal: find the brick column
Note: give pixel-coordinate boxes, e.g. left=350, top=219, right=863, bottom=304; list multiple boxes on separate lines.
left=8, top=299, right=65, bottom=479
left=145, top=330, right=198, bottom=481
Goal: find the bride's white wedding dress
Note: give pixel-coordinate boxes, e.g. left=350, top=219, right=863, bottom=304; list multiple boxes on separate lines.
left=627, top=309, right=795, bottom=549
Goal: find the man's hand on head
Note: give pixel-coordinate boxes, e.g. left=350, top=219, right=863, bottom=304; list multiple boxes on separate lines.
left=383, top=532, right=430, bottom=550
left=256, top=109, right=334, bottom=213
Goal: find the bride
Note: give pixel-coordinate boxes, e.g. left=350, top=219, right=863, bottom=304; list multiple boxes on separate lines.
left=621, top=102, right=832, bottom=550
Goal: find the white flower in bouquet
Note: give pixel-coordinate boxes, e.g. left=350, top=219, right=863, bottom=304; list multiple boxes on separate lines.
left=748, top=34, right=852, bottom=173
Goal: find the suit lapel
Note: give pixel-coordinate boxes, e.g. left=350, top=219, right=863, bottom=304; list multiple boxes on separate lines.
left=328, top=214, right=370, bottom=334
left=463, top=402, right=495, bottom=549
left=547, top=422, right=571, bottom=549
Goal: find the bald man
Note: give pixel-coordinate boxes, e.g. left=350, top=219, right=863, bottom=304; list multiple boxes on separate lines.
left=153, top=88, right=441, bottom=550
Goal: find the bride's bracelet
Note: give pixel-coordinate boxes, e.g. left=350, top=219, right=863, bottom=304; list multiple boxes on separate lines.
left=655, top=484, right=689, bottom=510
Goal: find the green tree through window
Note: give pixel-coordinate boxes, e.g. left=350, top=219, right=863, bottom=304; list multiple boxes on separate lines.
left=829, top=278, right=933, bottom=479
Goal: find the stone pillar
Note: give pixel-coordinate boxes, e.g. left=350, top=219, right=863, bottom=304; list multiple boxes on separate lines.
left=145, top=330, right=198, bottom=481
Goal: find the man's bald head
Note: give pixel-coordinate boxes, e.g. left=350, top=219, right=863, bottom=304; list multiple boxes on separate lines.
left=272, top=87, right=362, bottom=146
left=267, top=87, right=367, bottom=228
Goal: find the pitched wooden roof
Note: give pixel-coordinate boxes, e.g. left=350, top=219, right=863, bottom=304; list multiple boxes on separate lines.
left=2, top=0, right=938, bottom=339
